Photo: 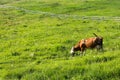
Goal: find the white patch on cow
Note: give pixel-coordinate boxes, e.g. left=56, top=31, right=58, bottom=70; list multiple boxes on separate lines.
left=81, top=39, right=86, bottom=44
left=70, top=47, right=74, bottom=54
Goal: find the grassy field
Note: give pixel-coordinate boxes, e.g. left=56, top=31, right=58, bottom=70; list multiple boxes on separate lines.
left=0, top=0, right=120, bottom=80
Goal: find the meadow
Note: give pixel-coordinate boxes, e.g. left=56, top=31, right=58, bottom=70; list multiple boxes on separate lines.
left=0, top=0, right=120, bottom=80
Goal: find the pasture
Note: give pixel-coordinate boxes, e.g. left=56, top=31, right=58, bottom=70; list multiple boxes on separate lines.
left=0, top=0, right=120, bottom=80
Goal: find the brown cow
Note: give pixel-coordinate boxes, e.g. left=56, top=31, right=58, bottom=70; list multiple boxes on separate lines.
left=70, top=33, right=103, bottom=56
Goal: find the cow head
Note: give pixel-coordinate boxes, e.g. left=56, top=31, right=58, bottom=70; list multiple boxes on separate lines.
left=70, top=47, right=75, bottom=56
left=70, top=45, right=81, bottom=56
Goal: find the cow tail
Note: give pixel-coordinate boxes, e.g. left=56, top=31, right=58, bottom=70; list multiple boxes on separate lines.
left=93, top=33, right=98, bottom=37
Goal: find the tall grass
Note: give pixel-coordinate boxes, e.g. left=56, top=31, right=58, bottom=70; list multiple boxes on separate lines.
left=0, top=0, right=120, bottom=80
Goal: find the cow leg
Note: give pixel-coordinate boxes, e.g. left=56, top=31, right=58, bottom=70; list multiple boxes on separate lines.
left=96, top=45, right=103, bottom=52
left=80, top=43, right=86, bottom=56
left=81, top=47, right=86, bottom=56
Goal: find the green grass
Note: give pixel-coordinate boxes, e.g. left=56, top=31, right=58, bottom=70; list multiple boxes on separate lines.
left=5, top=0, right=120, bottom=16
left=0, top=0, right=120, bottom=80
